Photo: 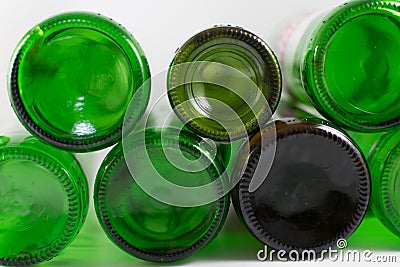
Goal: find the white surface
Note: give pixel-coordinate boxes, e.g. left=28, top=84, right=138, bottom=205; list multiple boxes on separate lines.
left=1, top=1, right=399, bottom=266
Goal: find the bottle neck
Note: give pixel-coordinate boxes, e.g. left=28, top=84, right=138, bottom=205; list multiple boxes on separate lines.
left=278, top=7, right=331, bottom=102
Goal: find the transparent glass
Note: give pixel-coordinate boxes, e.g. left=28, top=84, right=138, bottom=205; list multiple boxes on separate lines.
left=0, top=135, right=89, bottom=266
left=284, top=0, right=400, bottom=132
left=94, top=128, right=229, bottom=262
left=368, top=129, right=400, bottom=237
left=168, top=26, right=281, bottom=142
left=9, top=12, right=151, bottom=152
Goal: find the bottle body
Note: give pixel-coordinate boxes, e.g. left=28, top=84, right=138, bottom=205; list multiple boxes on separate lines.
left=0, top=135, right=89, bottom=266
left=94, top=128, right=229, bottom=262
left=231, top=119, right=370, bottom=252
left=168, top=25, right=282, bottom=142
left=281, top=0, right=400, bottom=132
left=9, top=12, right=151, bottom=152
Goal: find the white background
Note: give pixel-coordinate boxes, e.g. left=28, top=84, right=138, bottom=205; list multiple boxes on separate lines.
left=1, top=1, right=400, bottom=266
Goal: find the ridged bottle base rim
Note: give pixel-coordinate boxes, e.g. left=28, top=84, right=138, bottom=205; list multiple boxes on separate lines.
left=237, top=119, right=370, bottom=252
left=306, top=1, right=400, bottom=131
left=168, top=26, right=282, bottom=141
left=379, top=142, right=400, bottom=234
left=0, top=147, right=82, bottom=266
left=94, top=128, right=229, bottom=262
left=9, top=12, right=150, bottom=152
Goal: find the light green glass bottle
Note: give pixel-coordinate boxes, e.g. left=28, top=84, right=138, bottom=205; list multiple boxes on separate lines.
left=9, top=12, right=151, bottom=152
left=94, top=128, right=229, bottom=262
left=281, top=0, right=400, bottom=132
left=0, top=135, right=88, bottom=266
left=168, top=25, right=282, bottom=142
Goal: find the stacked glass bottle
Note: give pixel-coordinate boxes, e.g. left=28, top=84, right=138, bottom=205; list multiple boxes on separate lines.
left=0, top=135, right=89, bottom=266
left=1, top=11, right=151, bottom=265
left=2, top=1, right=399, bottom=264
left=94, top=128, right=230, bottom=262
left=276, top=0, right=400, bottom=240
left=8, top=12, right=151, bottom=152
left=280, top=0, right=400, bottom=132
left=168, top=25, right=282, bottom=141
left=231, top=118, right=370, bottom=252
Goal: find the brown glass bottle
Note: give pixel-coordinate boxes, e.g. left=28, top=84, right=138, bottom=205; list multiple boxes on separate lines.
left=231, top=118, right=370, bottom=252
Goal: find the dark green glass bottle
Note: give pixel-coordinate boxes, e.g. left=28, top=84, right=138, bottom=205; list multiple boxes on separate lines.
left=168, top=25, right=282, bottom=142
left=279, top=98, right=400, bottom=238
left=231, top=119, right=370, bottom=252
left=0, top=135, right=88, bottom=266
left=281, top=0, right=400, bottom=132
left=9, top=12, right=151, bottom=152
left=94, top=128, right=229, bottom=262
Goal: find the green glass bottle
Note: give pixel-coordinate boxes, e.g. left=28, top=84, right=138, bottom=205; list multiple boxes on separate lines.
left=231, top=119, right=370, bottom=252
left=168, top=25, right=282, bottom=142
left=0, top=135, right=88, bottom=266
left=94, top=128, right=229, bottom=262
left=9, top=12, right=151, bottom=152
left=365, top=129, right=400, bottom=237
left=280, top=0, right=400, bottom=132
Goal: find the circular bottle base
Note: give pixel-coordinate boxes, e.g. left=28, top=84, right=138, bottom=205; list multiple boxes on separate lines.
left=94, top=128, right=229, bottom=262
left=234, top=119, right=370, bottom=252
left=168, top=26, right=281, bottom=141
left=304, top=1, right=400, bottom=131
left=0, top=145, right=86, bottom=266
left=9, top=12, right=151, bottom=152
